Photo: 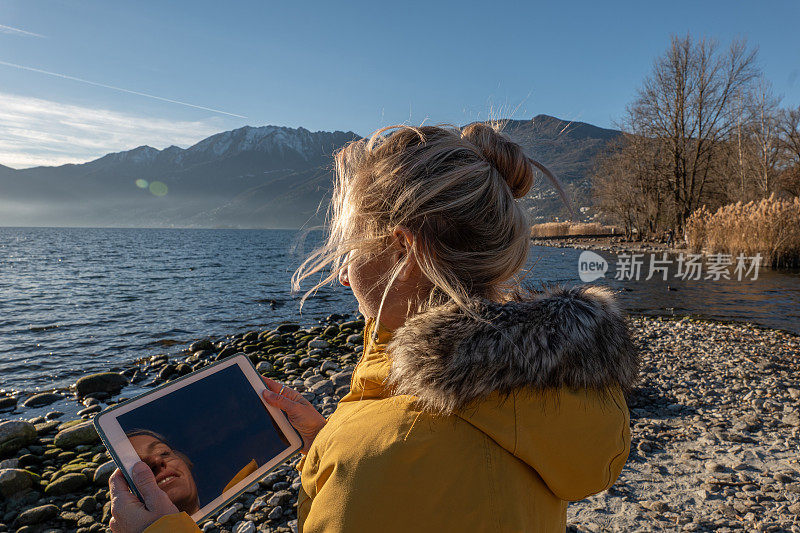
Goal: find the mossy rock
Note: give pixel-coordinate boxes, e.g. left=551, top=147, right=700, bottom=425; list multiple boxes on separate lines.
left=58, top=462, right=96, bottom=476
left=44, top=472, right=88, bottom=496
left=16, top=504, right=60, bottom=526
left=189, top=339, right=214, bottom=352
left=18, top=454, right=41, bottom=467
left=50, top=468, right=76, bottom=481
left=0, top=468, right=40, bottom=498
left=0, top=420, right=37, bottom=457
left=217, top=346, right=238, bottom=359
left=54, top=422, right=99, bottom=449
left=75, top=372, right=128, bottom=397
left=92, top=452, right=108, bottom=464
left=0, top=396, right=19, bottom=411
left=43, top=448, right=62, bottom=459
left=35, top=420, right=60, bottom=435
left=22, top=392, right=63, bottom=408
left=58, top=419, right=86, bottom=432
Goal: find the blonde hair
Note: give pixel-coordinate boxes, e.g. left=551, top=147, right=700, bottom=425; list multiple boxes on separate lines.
left=291, top=122, right=570, bottom=327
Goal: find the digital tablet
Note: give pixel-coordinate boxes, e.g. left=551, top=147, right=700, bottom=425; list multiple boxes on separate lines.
left=94, top=354, right=303, bottom=522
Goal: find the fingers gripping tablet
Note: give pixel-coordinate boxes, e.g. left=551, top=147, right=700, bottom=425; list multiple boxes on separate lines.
left=94, top=355, right=303, bottom=522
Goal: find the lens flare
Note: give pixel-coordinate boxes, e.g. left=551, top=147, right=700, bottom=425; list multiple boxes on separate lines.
left=149, top=181, right=168, bottom=197
left=135, top=179, right=148, bottom=189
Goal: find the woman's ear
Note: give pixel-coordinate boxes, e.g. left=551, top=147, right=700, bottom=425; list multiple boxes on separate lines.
left=392, top=226, right=416, bottom=282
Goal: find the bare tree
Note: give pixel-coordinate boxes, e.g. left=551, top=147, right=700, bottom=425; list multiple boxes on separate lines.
left=591, top=34, right=800, bottom=240
left=726, top=80, right=783, bottom=200
left=626, top=34, right=760, bottom=231
left=592, top=134, right=672, bottom=238
left=778, top=106, right=800, bottom=196
left=730, top=88, right=753, bottom=201
left=748, top=80, right=783, bottom=195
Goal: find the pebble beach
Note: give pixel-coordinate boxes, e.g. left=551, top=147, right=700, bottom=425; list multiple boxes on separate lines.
left=1, top=313, right=799, bottom=533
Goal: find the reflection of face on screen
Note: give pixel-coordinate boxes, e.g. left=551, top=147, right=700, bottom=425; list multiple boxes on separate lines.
left=115, top=363, right=293, bottom=512
left=127, top=430, right=200, bottom=515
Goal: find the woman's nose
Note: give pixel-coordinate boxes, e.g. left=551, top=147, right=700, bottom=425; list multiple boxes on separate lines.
left=145, top=455, right=166, bottom=472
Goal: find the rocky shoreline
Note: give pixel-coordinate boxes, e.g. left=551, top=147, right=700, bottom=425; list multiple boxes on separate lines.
left=1, top=313, right=799, bottom=532
left=569, top=316, right=800, bottom=533
left=531, top=235, right=690, bottom=256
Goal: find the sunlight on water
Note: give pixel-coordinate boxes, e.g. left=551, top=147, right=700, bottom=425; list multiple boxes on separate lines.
left=0, top=230, right=797, bottom=393
left=0, top=228, right=357, bottom=391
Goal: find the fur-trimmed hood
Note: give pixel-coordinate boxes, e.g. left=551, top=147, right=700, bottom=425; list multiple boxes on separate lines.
left=318, top=283, right=637, bottom=507
left=385, top=283, right=640, bottom=415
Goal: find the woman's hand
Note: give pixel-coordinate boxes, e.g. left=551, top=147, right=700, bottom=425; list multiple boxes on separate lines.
left=261, top=376, right=327, bottom=454
left=108, top=462, right=179, bottom=533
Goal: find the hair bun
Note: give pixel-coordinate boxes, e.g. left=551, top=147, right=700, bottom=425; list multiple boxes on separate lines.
left=461, top=122, right=533, bottom=199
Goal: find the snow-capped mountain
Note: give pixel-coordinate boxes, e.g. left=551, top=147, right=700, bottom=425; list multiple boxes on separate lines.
left=85, top=125, right=354, bottom=172
left=188, top=126, right=344, bottom=161
left=0, top=125, right=358, bottom=228
left=0, top=116, right=620, bottom=228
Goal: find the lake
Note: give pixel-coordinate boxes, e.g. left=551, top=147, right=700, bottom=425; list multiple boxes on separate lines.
left=1, top=227, right=798, bottom=393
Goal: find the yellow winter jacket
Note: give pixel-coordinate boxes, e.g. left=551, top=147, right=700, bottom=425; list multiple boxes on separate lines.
left=145, top=283, right=639, bottom=533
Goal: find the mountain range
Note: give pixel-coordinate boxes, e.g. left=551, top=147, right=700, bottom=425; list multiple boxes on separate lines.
left=0, top=115, right=621, bottom=228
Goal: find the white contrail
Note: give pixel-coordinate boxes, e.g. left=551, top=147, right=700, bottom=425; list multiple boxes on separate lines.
left=0, top=60, right=247, bottom=118
left=0, top=24, right=45, bottom=38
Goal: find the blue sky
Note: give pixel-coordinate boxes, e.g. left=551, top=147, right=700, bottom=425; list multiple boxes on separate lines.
left=2, top=0, right=799, bottom=168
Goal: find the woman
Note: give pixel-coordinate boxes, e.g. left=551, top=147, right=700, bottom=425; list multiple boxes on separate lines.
left=110, top=123, right=639, bottom=532
left=125, top=430, right=201, bottom=516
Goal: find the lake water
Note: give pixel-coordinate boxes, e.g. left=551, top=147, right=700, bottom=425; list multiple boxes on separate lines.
left=2, top=227, right=798, bottom=393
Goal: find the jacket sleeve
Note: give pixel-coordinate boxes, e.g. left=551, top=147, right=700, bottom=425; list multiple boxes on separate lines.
left=299, top=458, right=396, bottom=532
left=297, top=435, right=460, bottom=532
left=143, top=511, right=201, bottom=533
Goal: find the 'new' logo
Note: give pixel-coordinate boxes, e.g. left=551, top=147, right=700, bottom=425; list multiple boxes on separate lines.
left=578, top=251, right=608, bottom=282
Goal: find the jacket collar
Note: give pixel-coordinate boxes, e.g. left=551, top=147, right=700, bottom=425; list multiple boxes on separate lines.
left=344, top=317, right=394, bottom=400
left=383, top=283, right=640, bottom=415
left=364, top=316, right=394, bottom=350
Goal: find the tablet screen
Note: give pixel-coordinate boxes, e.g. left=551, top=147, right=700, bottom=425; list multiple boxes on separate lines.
left=96, top=356, right=301, bottom=521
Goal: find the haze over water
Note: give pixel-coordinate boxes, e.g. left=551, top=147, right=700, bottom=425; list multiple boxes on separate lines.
left=1, top=227, right=798, bottom=393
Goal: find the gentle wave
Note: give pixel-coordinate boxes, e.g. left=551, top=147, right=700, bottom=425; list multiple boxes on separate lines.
left=1, top=227, right=798, bottom=394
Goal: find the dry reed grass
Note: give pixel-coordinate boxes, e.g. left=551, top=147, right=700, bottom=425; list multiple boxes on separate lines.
left=685, top=194, right=800, bottom=268
left=530, top=222, right=619, bottom=238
